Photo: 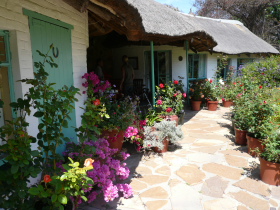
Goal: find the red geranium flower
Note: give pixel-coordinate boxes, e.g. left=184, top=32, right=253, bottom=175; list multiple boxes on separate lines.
left=259, top=85, right=263, bottom=89
left=209, top=79, right=213, bottom=83
left=92, top=99, right=101, bottom=106
left=159, top=83, right=165, bottom=88
left=173, top=93, right=178, bottom=97
left=166, top=107, right=173, bottom=113
left=44, top=175, right=52, bottom=183
left=174, top=80, right=179, bottom=85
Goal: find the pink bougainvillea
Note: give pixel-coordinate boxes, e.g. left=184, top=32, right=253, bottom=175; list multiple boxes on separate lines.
left=63, top=138, right=133, bottom=203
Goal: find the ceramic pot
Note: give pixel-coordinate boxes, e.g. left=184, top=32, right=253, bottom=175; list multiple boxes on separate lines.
left=235, top=128, right=247, bottom=145
left=223, top=100, right=233, bottom=107
left=246, top=133, right=265, bottom=157
left=191, top=100, right=202, bottom=111
left=260, top=157, right=280, bottom=186
left=153, top=138, right=169, bottom=153
left=163, top=115, right=179, bottom=126
left=207, top=101, right=219, bottom=111
left=101, top=129, right=124, bottom=151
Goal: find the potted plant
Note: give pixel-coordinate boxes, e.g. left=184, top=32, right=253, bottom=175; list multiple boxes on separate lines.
left=143, top=120, right=183, bottom=153
left=259, top=132, right=280, bottom=186
left=99, top=96, right=136, bottom=150
left=189, top=80, right=205, bottom=111
left=220, top=80, right=238, bottom=107
left=231, top=90, right=253, bottom=145
left=203, top=79, right=220, bottom=111
left=155, top=80, right=186, bottom=125
left=80, top=72, right=136, bottom=150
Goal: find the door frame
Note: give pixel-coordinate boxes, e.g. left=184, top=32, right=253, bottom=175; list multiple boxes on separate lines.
left=0, top=30, right=15, bottom=119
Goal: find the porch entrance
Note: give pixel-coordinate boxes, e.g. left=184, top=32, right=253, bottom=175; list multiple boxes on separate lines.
left=144, top=51, right=172, bottom=90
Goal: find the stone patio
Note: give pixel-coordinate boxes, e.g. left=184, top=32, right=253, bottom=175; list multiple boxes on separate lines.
left=81, top=107, right=280, bottom=210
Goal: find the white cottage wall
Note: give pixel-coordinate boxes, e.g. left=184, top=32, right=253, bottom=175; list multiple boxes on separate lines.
left=0, top=0, right=88, bottom=136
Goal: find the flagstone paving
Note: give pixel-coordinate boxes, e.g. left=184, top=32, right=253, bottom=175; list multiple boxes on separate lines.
left=81, top=107, right=280, bottom=210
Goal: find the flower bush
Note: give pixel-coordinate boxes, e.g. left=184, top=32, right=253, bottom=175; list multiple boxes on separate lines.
left=29, top=158, right=94, bottom=209
left=79, top=72, right=136, bottom=142
left=63, top=139, right=133, bottom=203
left=155, top=80, right=186, bottom=116
left=203, top=79, right=221, bottom=101
left=231, top=56, right=280, bottom=164
left=189, top=79, right=205, bottom=101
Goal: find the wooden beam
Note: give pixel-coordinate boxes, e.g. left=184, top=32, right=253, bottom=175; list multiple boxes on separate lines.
left=80, top=0, right=90, bottom=12
left=87, top=4, right=112, bottom=21
left=90, top=0, right=117, bottom=15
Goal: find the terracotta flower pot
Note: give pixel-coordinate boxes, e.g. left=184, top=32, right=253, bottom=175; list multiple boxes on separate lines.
left=163, top=115, right=179, bottom=126
left=235, top=128, right=247, bottom=145
left=191, top=100, right=202, bottom=111
left=101, top=129, right=124, bottom=151
left=260, top=157, right=280, bottom=186
left=246, top=133, right=265, bottom=157
left=223, top=100, right=233, bottom=107
left=152, top=138, right=169, bottom=153
left=207, top=101, right=219, bottom=111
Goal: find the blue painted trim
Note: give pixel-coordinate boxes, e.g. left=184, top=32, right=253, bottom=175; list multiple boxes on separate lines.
left=150, top=41, right=155, bottom=107
left=23, top=8, right=74, bottom=29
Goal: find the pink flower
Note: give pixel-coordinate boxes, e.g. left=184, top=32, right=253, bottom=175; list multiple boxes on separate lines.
left=166, top=107, right=173, bottom=113
left=157, top=100, right=163, bottom=105
left=159, top=83, right=165, bottom=88
left=264, top=101, right=267, bottom=104
left=140, top=120, right=147, bottom=126
left=222, top=98, right=225, bottom=101
left=173, top=93, right=178, bottom=97
left=183, top=93, right=187, bottom=98
left=174, top=80, right=179, bottom=85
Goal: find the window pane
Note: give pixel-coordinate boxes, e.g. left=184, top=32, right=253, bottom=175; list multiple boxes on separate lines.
left=0, top=36, right=7, bottom=62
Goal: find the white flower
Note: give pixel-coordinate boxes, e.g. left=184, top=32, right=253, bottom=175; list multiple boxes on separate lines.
left=219, top=79, right=224, bottom=85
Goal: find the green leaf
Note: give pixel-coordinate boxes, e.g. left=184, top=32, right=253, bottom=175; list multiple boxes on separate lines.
left=28, top=187, right=40, bottom=195
left=41, top=191, right=49, bottom=198
left=51, top=194, right=57, bottom=203
left=23, top=160, right=29, bottom=165
left=33, top=111, right=44, bottom=118
left=81, top=196, right=87, bottom=201
left=31, top=150, right=40, bottom=157
left=58, top=194, right=68, bottom=205
left=18, top=190, right=26, bottom=198
left=11, top=165, right=19, bottom=174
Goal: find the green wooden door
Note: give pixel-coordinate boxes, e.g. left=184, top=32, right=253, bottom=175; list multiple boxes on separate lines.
left=28, top=15, right=77, bottom=152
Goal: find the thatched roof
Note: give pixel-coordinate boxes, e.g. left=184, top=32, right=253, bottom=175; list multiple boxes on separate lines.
left=182, top=14, right=279, bottom=54
left=63, top=0, right=279, bottom=54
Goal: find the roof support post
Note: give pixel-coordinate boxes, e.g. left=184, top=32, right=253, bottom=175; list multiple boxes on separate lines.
left=150, top=41, right=155, bottom=107
left=185, top=40, right=189, bottom=105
